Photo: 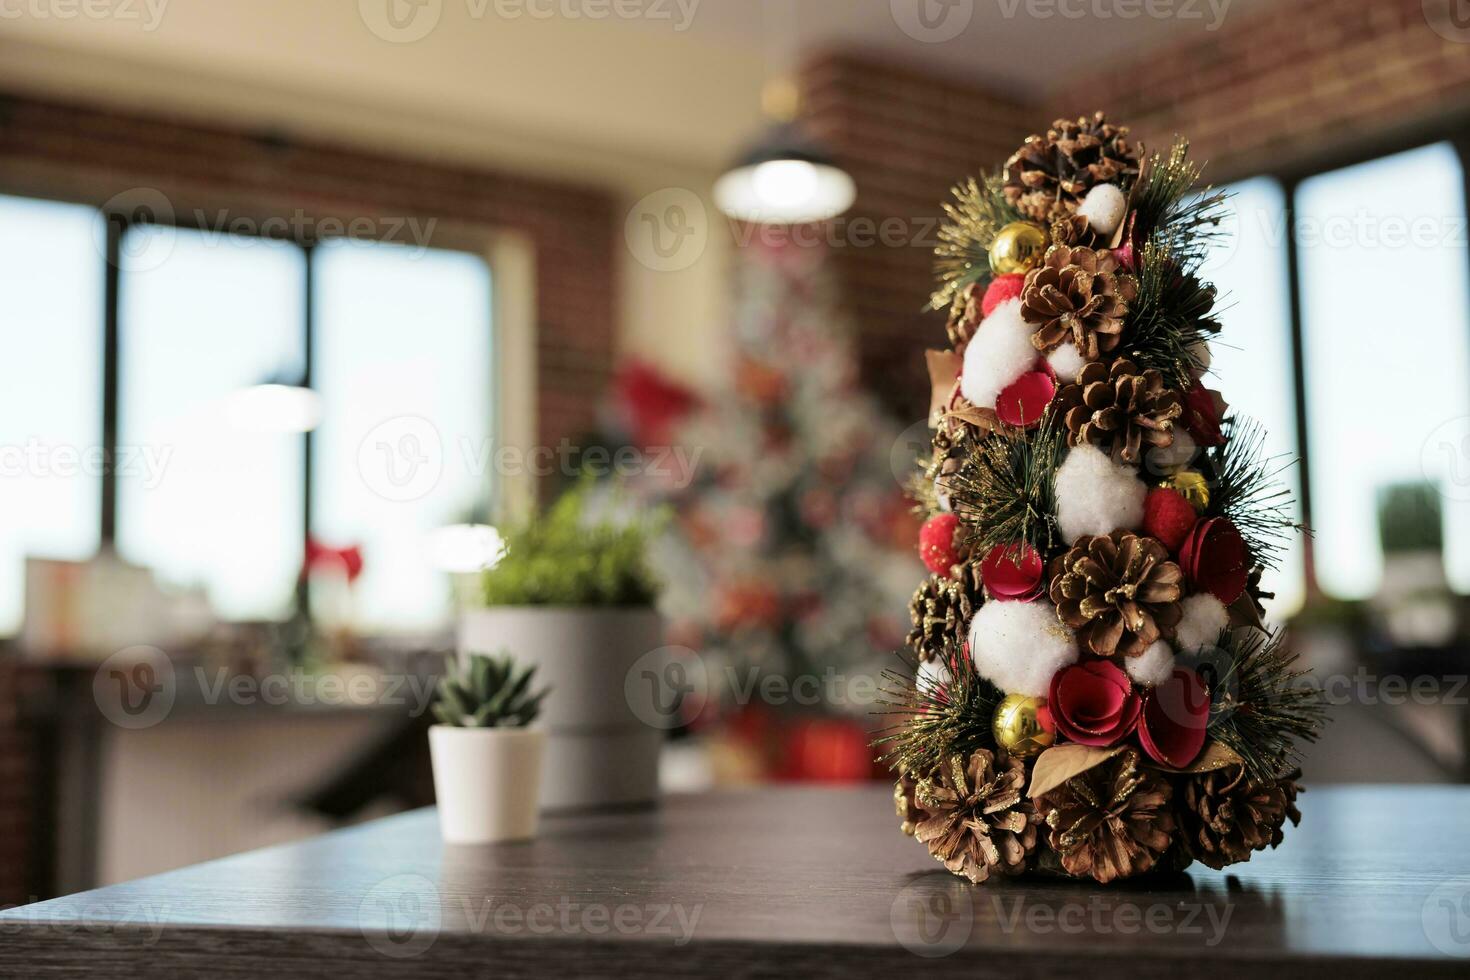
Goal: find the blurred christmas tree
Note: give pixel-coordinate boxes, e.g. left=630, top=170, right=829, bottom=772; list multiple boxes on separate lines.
left=616, top=239, right=921, bottom=777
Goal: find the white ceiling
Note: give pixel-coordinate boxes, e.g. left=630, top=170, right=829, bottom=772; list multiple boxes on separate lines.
left=0, top=0, right=1272, bottom=183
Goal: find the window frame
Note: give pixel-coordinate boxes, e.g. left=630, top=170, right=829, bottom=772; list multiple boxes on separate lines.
left=1261, top=133, right=1470, bottom=602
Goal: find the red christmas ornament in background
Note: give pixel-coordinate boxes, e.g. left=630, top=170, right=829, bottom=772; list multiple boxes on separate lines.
left=981, top=273, right=1026, bottom=317
left=1137, top=667, right=1210, bottom=768
left=980, top=541, right=1044, bottom=600
left=919, top=513, right=962, bottom=575
left=1179, top=517, right=1249, bottom=604
left=1142, top=487, right=1199, bottom=552
left=1047, top=660, right=1141, bottom=748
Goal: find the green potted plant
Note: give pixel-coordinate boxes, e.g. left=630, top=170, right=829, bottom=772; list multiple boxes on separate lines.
left=429, top=652, right=549, bottom=843
left=458, top=482, right=665, bottom=810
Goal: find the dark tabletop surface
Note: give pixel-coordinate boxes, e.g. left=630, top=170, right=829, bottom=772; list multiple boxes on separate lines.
left=2, top=785, right=1468, bottom=978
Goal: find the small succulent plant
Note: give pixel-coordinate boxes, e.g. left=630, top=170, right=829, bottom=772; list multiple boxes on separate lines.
left=433, top=652, right=549, bottom=728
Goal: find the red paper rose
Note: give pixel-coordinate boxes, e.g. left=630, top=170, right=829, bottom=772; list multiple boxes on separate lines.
left=1138, top=667, right=1210, bottom=768
left=980, top=541, right=1044, bottom=601
left=919, top=513, right=962, bottom=576
left=1182, top=384, right=1227, bottom=447
left=1179, top=517, right=1249, bottom=604
left=1047, top=660, right=1141, bottom=747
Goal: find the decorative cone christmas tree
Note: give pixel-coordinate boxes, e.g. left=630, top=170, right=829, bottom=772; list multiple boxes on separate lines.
left=881, top=113, right=1326, bottom=884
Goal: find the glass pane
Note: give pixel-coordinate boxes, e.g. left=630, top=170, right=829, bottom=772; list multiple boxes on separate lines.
left=1198, top=177, right=1307, bottom=618
left=0, top=195, right=103, bottom=636
left=1296, top=143, right=1470, bottom=597
left=118, top=226, right=306, bottom=620
left=312, top=239, right=492, bottom=633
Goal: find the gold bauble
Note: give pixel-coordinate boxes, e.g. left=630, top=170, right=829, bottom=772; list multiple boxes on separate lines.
left=1163, top=469, right=1211, bottom=511
left=988, top=221, right=1047, bottom=275
left=991, top=693, right=1054, bottom=758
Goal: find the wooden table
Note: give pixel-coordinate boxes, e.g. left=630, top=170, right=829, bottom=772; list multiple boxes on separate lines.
left=2, top=785, right=1467, bottom=978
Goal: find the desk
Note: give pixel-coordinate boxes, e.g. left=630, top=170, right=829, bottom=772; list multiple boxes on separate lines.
left=1, top=785, right=1466, bottom=978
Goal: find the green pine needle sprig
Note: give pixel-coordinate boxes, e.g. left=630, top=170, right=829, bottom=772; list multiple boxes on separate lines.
left=1130, top=136, right=1229, bottom=269
left=1121, top=240, right=1222, bottom=391
left=1205, top=416, right=1305, bottom=571
left=945, top=412, right=1065, bottom=558
left=930, top=171, right=1025, bottom=311
left=1207, top=627, right=1327, bottom=782
left=873, top=648, right=1003, bottom=778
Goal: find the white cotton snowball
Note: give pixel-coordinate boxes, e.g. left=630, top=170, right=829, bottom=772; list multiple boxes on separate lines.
left=1175, top=594, right=1230, bottom=652
left=969, top=600, right=1078, bottom=697
left=917, top=657, right=952, bottom=695
left=1055, top=444, right=1147, bottom=543
left=960, top=298, right=1035, bottom=410
left=1046, top=341, right=1086, bottom=384
left=1127, top=640, right=1177, bottom=688
left=1077, top=183, right=1127, bottom=236
left=1145, top=429, right=1198, bottom=477
left=1186, top=339, right=1212, bottom=378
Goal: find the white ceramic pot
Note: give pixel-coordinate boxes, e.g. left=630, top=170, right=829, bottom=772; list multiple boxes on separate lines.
left=429, top=725, right=545, bottom=844
left=458, top=607, right=664, bottom=810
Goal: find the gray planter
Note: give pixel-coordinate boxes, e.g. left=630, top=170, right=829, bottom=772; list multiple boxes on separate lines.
left=457, top=607, right=664, bottom=810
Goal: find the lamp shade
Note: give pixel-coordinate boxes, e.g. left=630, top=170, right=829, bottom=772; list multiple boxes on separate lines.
left=713, top=124, right=855, bottom=224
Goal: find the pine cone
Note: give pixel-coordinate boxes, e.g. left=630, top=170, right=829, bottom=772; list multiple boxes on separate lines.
left=907, top=565, right=983, bottom=663
left=1176, top=766, right=1302, bottom=869
left=1036, top=748, right=1175, bottom=883
left=1048, top=530, right=1184, bottom=658
left=895, top=772, right=923, bottom=837
left=1021, top=245, right=1136, bottom=361
left=1002, top=112, right=1140, bottom=224
left=1049, top=213, right=1104, bottom=250
left=946, top=280, right=985, bottom=351
left=1055, top=358, right=1184, bottom=465
left=913, top=749, right=1040, bottom=883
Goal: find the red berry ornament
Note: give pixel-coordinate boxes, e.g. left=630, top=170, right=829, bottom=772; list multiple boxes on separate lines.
left=981, top=274, right=1026, bottom=317
left=919, top=513, right=962, bottom=575
left=1143, top=487, right=1199, bottom=553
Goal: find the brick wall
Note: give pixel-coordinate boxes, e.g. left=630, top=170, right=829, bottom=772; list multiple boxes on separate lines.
left=798, top=53, right=1032, bottom=423
left=0, top=91, right=617, bottom=457
left=800, top=0, right=1470, bottom=418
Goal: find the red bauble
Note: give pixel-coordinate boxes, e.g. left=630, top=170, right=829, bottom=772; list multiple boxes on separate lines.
left=981, top=274, right=1026, bottom=317
left=1179, top=517, right=1249, bottom=604
left=1047, top=660, right=1142, bottom=748
left=1142, top=487, right=1199, bottom=553
left=919, top=513, right=962, bottom=575
left=1138, top=667, right=1211, bottom=768
left=980, top=542, right=1044, bottom=600
left=995, top=369, right=1056, bottom=428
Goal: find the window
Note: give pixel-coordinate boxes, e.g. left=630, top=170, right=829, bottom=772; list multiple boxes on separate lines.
left=0, top=196, right=492, bottom=636
left=0, top=196, right=104, bottom=635
left=312, top=240, right=493, bottom=631
left=1200, top=178, right=1307, bottom=618
left=1295, top=144, right=1470, bottom=598
left=117, top=227, right=307, bottom=620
